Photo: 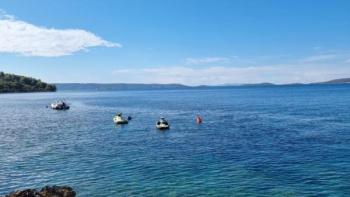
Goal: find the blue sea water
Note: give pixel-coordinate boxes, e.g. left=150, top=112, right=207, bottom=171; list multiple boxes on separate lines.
left=1, top=85, right=350, bottom=196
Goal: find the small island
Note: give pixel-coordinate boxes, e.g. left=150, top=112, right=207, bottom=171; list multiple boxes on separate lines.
left=0, top=72, right=56, bottom=93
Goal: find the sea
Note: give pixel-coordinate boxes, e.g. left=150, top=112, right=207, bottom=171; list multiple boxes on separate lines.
left=1, top=84, right=350, bottom=196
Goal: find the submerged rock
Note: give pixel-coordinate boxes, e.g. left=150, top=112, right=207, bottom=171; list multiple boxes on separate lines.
left=5, top=186, right=75, bottom=197
left=40, top=186, right=75, bottom=197
left=5, top=189, right=41, bottom=197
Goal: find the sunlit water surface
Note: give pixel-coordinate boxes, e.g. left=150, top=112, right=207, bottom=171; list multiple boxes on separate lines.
left=1, top=85, right=350, bottom=196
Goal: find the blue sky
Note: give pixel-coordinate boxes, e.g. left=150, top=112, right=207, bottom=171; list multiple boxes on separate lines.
left=0, top=0, right=350, bottom=85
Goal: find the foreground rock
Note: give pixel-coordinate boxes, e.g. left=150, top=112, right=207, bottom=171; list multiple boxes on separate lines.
left=5, top=186, right=75, bottom=197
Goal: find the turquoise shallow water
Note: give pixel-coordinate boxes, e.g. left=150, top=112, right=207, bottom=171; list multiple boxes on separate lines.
left=1, top=85, right=350, bottom=196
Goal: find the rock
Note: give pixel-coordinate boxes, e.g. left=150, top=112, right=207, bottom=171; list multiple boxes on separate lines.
left=6, top=189, right=41, bottom=197
left=40, top=186, right=75, bottom=197
left=5, top=186, right=75, bottom=197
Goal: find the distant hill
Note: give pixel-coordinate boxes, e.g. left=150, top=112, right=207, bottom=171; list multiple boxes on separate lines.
left=54, top=78, right=350, bottom=92
left=56, top=83, right=190, bottom=91
left=0, top=72, right=56, bottom=93
left=241, top=82, right=276, bottom=86
left=55, top=82, right=279, bottom=91
left=321, top=78, right=350, bottom=84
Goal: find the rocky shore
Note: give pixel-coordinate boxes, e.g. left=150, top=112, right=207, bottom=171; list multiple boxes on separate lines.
left=4, top=186, right=75, bottom=197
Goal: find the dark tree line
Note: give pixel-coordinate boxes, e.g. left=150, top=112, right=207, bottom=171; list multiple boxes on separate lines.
left=0, top=72, right=56, bottom=93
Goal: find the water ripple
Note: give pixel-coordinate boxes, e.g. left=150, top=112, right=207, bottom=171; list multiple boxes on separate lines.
left=1, top=86, right=350, bottom=196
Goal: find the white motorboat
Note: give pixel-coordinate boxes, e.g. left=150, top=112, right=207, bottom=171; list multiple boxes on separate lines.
left=113, top=113, right=129, bottom=124
left=51, top=101, right=70, bottom=110
left=156, top=118, right=170, bottom=130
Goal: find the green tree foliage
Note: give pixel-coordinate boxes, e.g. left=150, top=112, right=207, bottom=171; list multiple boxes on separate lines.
left=0, top=72, right=56, bottom=93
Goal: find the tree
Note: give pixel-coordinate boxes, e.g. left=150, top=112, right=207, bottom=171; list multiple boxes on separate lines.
left=0, top=72, right=56, bottom=93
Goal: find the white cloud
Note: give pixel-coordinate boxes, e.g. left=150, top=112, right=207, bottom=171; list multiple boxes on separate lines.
left=112, top=64, right=350, bottom=85
left=112, top=53, right=350, bottom=85
left=0, top=9, right=14, bottom=20
left=0, top=13, right=120, bottom=57
left=301, top=54, right=338, bottom=63
left=185, top=57, right=230, bottom=65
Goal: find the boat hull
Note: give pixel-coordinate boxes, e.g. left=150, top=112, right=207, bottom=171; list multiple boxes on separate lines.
left=51, top=104, right=70, bottom=110
left=114, top=120, right=128, bottom=124
left=156, top=124, right=170, bottom=130
left=113, top=116, right=128, bottom=124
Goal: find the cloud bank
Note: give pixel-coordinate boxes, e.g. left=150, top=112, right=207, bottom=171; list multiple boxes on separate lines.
left=112, top=65, right=350, bottom=85
left=0, top=13, right=120, bottom=57
left=113, top=54, right=350, bottom=85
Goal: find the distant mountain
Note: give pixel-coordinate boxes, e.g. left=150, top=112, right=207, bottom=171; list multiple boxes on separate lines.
left=56, top=83, right=190, bottom=91
left=0, top=72, right=56, bottom=93
left=241, top=82, right=276, bottom=86
left=54, top=78, right=350, bottom=92
left=55, top=82, right=280, bottom=91
left=321, top=78, right=350, bottom=84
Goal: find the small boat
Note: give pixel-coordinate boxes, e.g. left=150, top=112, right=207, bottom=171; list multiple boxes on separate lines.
left=113, top=113, right=129, bottom=124
left=196, top=115, right=203, bottom=124
left=50, top=101, right=70, bottom=110
left=156, top=118, right=170, bottom=130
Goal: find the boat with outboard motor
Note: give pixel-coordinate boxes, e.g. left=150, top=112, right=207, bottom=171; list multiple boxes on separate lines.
left=113, top=113, right=129, bottom=124
left=51, top=101, right=70, bottom=110
left=156, top=117, right=170, bottom=130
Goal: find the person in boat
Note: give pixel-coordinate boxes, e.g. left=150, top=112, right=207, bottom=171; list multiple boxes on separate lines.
left=60, top=101, right=69, bottom=109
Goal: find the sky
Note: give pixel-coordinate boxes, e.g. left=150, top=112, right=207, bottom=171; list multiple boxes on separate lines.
left=0, top=0, right=350, bottom=85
